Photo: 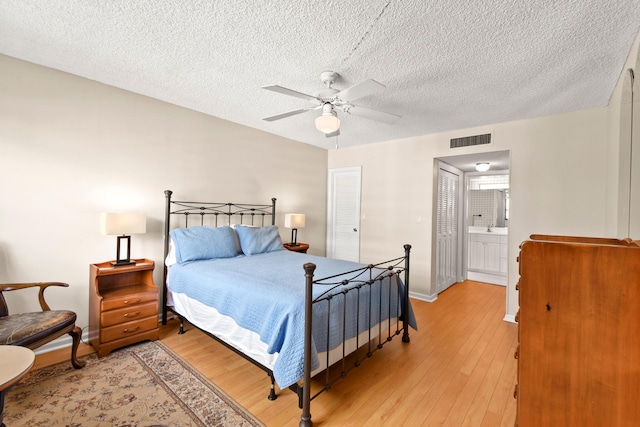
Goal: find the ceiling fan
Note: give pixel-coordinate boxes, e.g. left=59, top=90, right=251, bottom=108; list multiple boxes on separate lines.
left=262, top=71, right=401, bottom=137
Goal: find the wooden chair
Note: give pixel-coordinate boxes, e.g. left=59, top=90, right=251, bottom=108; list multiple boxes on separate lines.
left=0, top=282, right=85, bottom=369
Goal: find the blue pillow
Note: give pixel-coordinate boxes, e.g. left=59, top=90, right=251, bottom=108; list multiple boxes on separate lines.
left=170, top=226, right=238, bottom=263
left=235, top=225, right=284, bottom=256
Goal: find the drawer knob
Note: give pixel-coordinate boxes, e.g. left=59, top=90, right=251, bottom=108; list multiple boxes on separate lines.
left=123, top=326, right=140, bottom=334
left=123, top=310, right=141, bottom=318
left=123, top=298, right=141, bottom=304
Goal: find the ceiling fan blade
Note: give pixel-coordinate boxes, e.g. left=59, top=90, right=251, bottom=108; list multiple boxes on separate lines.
left=262, top=107, right=315, bottom=122
left=262, top=85, right=319, bottom=102
left=336, top=79, right=386, bottom=101
left=346, top=105, right=401, bottom=125
left=325, top=129, right=340, bottom=138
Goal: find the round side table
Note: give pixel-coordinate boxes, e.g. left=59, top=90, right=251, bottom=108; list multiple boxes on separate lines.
left=0, top=345, right=35, bottom=427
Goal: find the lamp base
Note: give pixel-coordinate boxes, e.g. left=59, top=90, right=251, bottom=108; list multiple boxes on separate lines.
left=289, top=228, right=299, bottom=246
left=287, top=242, right=300, bottom=247
left=112, top=235, right=135, bottom=267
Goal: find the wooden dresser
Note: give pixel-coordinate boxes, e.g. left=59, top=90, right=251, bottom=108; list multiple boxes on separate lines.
left=514, top=235, right=640, bottom=426
left=89, top=259, right=159, bottom=357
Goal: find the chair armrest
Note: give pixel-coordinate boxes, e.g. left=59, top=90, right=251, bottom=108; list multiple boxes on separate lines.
left=0, top=282, right=70, bottom=311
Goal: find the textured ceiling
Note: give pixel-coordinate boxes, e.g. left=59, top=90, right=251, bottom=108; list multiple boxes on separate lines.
left=1, top=0, right=639, bottom=149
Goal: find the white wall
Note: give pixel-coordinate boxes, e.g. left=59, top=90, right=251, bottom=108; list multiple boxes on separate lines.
left=606, top=30, right=640, bottom=238
left=0, top=55, right=328, bottom=339
left=329, top=107, right=613, bottom=317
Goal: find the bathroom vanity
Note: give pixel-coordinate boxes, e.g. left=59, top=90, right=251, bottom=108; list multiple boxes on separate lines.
left=468, top=226, right=508, bottom=285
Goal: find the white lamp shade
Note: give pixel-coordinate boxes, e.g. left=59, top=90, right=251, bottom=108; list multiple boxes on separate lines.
left=284, top=213, right=306, bottom=229
left=101, top=213, right=147, bottom=235
left=315, top=114, right=340, bottom=134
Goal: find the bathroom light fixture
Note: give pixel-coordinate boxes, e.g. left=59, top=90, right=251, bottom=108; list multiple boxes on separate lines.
left=315, top=104, right=340, bottom=134
left=475, top=162, right=490, bottom=172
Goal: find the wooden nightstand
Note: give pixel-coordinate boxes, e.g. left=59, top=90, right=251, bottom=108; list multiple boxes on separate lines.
left=283, top=242, right=309, bottom=253
left=89, top=259, right=159, bottom=357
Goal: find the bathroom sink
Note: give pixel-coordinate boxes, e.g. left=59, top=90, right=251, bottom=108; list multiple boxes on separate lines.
left=468, top=226, right=508, bottom=235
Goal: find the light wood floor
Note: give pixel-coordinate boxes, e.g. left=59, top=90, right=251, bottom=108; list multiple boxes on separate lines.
left=35, top=280, right=518, bottom=426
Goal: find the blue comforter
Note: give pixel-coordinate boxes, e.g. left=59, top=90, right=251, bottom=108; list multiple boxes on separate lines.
left=168, top=250, right=416, bottom=388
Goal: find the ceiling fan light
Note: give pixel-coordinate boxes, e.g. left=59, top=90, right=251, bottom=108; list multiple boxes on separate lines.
left=315, top=114, right=340, bottom=134
left=475, top=162, right=490, bottom=172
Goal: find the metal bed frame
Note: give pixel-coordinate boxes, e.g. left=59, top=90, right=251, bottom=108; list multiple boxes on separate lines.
left=162, top=190, right=412, bottom=427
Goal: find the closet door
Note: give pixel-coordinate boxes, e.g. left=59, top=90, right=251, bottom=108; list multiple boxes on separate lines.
left=327, top=167, right=361, bottom=262
left=436, top=164, right=461, bottom=293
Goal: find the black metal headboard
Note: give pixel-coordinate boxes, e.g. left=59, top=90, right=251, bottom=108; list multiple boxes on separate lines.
left=162, top=189, right=276, bottom=322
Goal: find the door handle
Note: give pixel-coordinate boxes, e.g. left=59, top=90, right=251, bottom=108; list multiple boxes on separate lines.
left=353, top=228, right=358, bottom=232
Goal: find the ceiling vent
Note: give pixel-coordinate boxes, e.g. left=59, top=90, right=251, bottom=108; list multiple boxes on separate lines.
left=450, top=133, right=491, bottom=149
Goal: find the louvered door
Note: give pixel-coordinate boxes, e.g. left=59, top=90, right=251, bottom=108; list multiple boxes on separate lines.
left=436, top=165, right=460, bottom=293
left=327, top=166, right=361, bottom=262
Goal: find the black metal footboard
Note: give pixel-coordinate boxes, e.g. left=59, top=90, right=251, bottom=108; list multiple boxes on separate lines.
left=299, top=244, right=412, bottom=427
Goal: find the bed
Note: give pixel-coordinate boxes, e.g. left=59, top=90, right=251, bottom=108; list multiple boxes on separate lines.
left=161, top=190, right=416, bottom=426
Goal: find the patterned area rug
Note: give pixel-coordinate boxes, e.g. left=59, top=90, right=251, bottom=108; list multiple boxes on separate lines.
left=4, top=341, right=265, bottom=426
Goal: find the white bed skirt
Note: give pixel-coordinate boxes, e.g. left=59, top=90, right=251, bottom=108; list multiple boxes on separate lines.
left=169, top=290, right=398, bottom=386
left=170, top=291, right=279, bottom=369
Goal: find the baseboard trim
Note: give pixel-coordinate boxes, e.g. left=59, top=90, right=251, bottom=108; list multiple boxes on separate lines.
left=503, top=314, right=517, bottom=324
left=409, top=291, right=438, bottom=303
left=33, top=329, right=90, bottom=355
left=468, top=271, right=507, bottom=286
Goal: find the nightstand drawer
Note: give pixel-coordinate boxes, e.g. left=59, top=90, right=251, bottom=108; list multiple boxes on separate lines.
left=101, top=301, right=158, bottom=327
left=101, top=291, right=157, bottom=312
left=101, top=317, right=158, bottom=343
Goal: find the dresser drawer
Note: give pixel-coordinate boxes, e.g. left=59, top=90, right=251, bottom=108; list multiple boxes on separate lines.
left=101, top=301, right=158, bottom=327
left=101, top=291, right=157, bottom=311
left=101, top=317, right=158, bottom=343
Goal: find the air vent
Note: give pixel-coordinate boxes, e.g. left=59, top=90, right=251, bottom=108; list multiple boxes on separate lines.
left=450, top=133, right=491, bottom=149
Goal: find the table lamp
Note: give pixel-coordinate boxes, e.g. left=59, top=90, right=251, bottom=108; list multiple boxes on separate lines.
left=284, top=213, right=305, bottom=246
left=100, top=213, right=146, bottom=266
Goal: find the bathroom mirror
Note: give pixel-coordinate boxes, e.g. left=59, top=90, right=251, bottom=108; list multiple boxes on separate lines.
left=468, top=174, right=509, bottom=228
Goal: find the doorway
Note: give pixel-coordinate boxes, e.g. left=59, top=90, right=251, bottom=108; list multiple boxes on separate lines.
left=432, top=150, right=510, bottom=294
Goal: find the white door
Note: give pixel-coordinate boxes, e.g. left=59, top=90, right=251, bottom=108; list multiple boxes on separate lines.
left=436, top=163, right=462, bottom=293
left=327, top=167, right=361, bottom=262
